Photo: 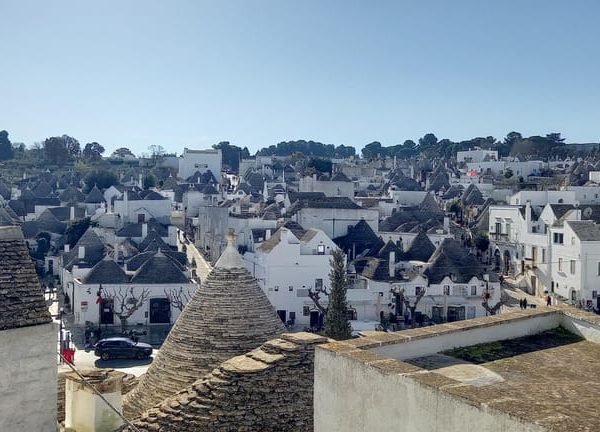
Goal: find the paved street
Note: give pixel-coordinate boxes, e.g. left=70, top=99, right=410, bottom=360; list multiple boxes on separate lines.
left=58, top=348, right=155, bottom=377
left=177, top=230, right=213, bottom=283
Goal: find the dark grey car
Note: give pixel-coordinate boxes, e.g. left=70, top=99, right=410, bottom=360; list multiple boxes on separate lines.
left=93, top=337, right=152, bottom=360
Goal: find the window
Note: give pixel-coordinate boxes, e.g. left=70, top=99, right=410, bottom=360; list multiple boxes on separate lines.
left=471, top=285, right=477, bottom=296
left=296, top=289, right=309, bottom=297
left=553, top=233, right=564, bottom=244
left=315, top=279, right=323, bottom=290
left=274, top=285, right=279, bottom=292
left=542, top=248, right=546, bottom=263
left=570, top=260, right=576, bottom=275
left=302, top=306, right=310, bottom=316
left=288, top=285, right=293, bottom=292
left=289, top=312, right=296, bottom=321
left=415, top=286, right=424, bottom=296
left=558, top=258, right=563, bottom=271
left=443, top=285, right=450, bottom=296
left=317, top=244, right=325, bottom=255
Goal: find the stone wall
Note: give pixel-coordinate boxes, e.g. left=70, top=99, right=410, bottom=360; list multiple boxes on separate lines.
left=57, top=369, right=138, bottom=424
left=129, top=332, right=327, bottom=431
left=0, top=323, right=57, bottom=432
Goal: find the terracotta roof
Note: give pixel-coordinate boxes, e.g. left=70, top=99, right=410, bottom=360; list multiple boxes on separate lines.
left=0, top=226, right=52, bottom=330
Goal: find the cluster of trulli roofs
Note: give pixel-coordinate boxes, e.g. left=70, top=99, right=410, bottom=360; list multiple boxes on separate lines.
left=2, top=147, right=600, bottom=336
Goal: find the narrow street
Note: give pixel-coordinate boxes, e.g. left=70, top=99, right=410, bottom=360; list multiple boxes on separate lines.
left=177, top=229, right=213, bottom=283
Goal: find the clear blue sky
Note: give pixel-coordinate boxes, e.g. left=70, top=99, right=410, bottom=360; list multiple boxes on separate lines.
left=1, top=0, right=599, bottom=155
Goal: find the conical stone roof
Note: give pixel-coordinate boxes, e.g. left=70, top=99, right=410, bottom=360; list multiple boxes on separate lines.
left=124, top=230, right=285, bottom=419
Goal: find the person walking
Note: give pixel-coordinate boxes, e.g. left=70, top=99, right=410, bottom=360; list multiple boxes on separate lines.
left=523, top=298, right=528, bottom=309
left=546, top=295, right=552, bottom=307
left=519, top=298, right=524, bottom=309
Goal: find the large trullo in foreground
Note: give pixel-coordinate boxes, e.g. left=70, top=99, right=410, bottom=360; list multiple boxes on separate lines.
left=124, top=230, right=285, bottom=419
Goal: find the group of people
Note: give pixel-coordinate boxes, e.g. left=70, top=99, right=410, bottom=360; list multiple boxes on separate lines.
left=519, top=295, right=552, bottom=310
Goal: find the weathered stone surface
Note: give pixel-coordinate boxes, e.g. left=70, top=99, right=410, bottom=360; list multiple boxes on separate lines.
left=124, top=238, right=285, bottom=419
left=0, top=226, right=51, bottom=330
left=128, top=332, right=325, bottom=431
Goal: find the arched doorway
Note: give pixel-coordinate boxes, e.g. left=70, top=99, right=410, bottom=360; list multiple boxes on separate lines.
left=494, top=249, right=501, bottom=271
left=503, top=250, right=511, bottom=275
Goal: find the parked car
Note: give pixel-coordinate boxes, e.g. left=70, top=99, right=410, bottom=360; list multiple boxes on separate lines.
left=93, top=337, right=153, bottom=360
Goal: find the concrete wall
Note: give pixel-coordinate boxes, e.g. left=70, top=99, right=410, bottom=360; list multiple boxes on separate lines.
left=314, top=348, right=545, bottom=432
left=0, top=323, right=57, bottom=432
left=372, top=313, right=560, bottom=360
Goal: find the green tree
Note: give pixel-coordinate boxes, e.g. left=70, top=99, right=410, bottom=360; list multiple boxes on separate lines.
left=65, top=218, right=91, bottom=247
left=361, top=141, right=385, bottom=159
left=43, top=135, right=80, bottom=163
left=504, top=168, right=514, bottom=179
left=324, top=249, right=352, bottom=340
left=474, top=233, right=490, bottom=253
left=143, top=174, right=157, bottom=189
left=84, top=170, right=119, bottom=192
left=0, top=130, right=14, bottom=160
left=213, top=141, right=251, bottom=172
left=112, top=147, right=136, bottom=158
left=82, top=142, right=105, bottom=161
left=418, top=133, right=438, bottom=148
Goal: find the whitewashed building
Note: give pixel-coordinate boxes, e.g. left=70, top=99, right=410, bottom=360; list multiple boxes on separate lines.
left=178, top=148, right=222, bottom=183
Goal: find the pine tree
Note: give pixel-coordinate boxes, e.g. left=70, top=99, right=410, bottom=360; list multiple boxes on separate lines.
left=324, top=249, right=352, bottom=340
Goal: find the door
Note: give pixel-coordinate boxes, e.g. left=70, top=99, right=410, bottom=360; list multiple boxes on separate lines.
left=149, top=298, right=171, bottom=324
left=276, top=310, right=287, bottom=323
left=309, top=310, right=322, bottom=329
left=447, top=306, right=465, bottom=322
left=100, top=299, right=114, bottom=325
left=431, top=306, right=444, bottom=324
left=138, top=213, right=146, bottom=223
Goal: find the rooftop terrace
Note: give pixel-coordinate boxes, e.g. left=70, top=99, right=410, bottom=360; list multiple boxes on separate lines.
left=316, top=306, right=600, bottom=432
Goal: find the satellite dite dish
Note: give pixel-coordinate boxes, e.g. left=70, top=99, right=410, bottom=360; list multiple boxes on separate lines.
left=583, top=207, right=593, bottom=219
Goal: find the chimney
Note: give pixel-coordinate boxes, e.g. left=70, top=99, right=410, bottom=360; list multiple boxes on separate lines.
left=313, top=173, right=317, bottom=181
left=389, top=251, right=396, bottom=278
left=70, top=206, right=75, bottom=221
left=265, top=229, right=271, bottom=240
left=142, top=223, right=148, bottom=239
left=525, top=200, right=532, bottom=225
left=138, top=173, right=143, bottom=188
left=64, top=244, right=70, bottom=253
left=78, top=246, right=85, bottom=259
left=64, top=370, right=124, bottom=432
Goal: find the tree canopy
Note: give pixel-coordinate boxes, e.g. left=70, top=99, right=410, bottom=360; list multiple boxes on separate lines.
left=213, top=141, right=250, bottom=172
left=43, top=135, right=80, bottom=164
left=82, top=142, right=105, bottom=161
left=257, top=140, right=355, bottom=158
left=0, top=130, right=14, bottom=160
left=83, top=170, right=119, bottom=192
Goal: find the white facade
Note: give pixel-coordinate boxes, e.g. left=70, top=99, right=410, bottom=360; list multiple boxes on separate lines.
left=457, top=149, right=498, bottom=163
left=113, top=195, right=171, bottom=225
left=0, top=323, right=57, bottom=432
left=299, top=175, right=354, bottom=199
left=467, top=160, right=543, bottom=178
left=549, top=221, right=600, bottom=309
left=386, top=190, right=428, bottom=207
left=178, top=148, right=222, bottom=182
left=244, top=228, right=379, bottom=326
left=510, top=190, right=576, bottom=206
left=293, top=206, right=379, bottom=239
left=72, top=281, right=197, bottom=327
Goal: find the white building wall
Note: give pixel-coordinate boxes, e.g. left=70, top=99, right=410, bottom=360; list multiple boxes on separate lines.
left=0, top=323, right=57, bottom=432
left=299, top=175, right=354, bottom=198
left=72, top=282, right=197, bottom=326
left=295, top=207, right=379, bottom=239
left=178, top=148, right=222, bottom=182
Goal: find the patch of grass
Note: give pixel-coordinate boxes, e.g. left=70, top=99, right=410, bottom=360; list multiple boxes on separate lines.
left=442, top=327, right=582, bottom=364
